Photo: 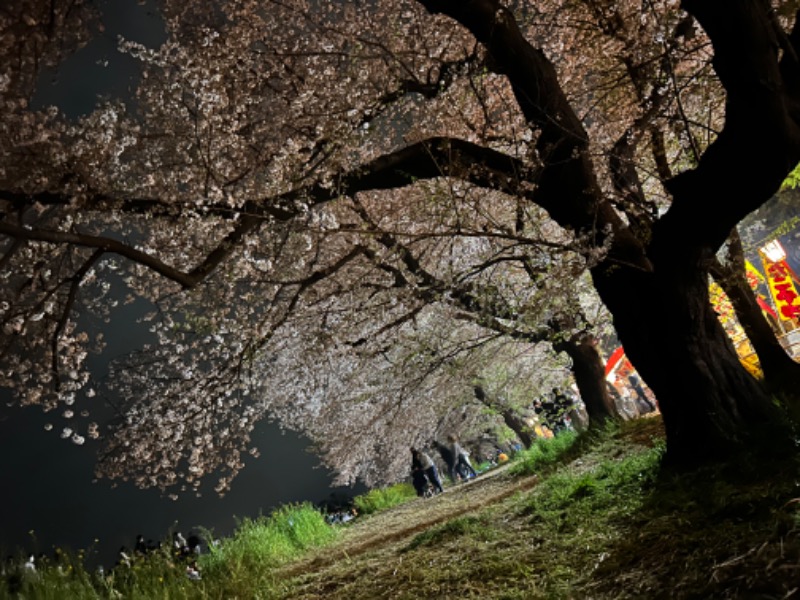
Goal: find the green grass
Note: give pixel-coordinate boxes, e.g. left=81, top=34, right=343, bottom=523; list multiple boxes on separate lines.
left=198, top=503, right=336, bottom=597
left=373, top=428, right=666, bottom=599
left=205, top=503, right=336, bottom=567
left=0, top=502, right=337, bottom=600
left=524, top=441, right=664, bottom=519
left=404, top=515, right=500, bottom=551
left=352, top=482, right=417, bottom=515
left=508, top=428, right=580, bottom=476
left=276, top=418, right=800, bottom=599
left=8, top=419, right=800, bottom=599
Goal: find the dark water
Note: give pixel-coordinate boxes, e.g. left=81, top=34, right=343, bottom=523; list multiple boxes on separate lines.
left=0, top=401, right=362, bottom=569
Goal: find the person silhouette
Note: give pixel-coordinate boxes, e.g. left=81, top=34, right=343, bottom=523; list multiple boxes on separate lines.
left=411, top=447, right=444, bottom=495
left=448, top=434, right=476, bottom=481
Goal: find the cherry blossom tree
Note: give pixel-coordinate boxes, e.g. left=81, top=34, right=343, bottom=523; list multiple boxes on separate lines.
left=3, top=0, right=800, bottom=492
left=406, top=0, right=800, bottom=465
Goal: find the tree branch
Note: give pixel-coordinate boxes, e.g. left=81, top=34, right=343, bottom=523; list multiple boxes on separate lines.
left=52, top=249, right=102, bottom=386
left=351, top=198, right=549, bottom=342
left=1, top=138, right=527, bottom=289
left=416, top=0, right=648, bottom=271
left=0, top=221, right=206, bottom=289
left=657, top=0, right=800, bottom=260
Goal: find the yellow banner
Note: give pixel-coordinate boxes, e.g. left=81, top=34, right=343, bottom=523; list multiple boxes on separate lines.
left=761, top=254, right=800, bottom=321
left=708, top=278, right=762, bottom=378
left=709, top=280, right=734, bottom=325
left=745, top=260, right=765, bottom=290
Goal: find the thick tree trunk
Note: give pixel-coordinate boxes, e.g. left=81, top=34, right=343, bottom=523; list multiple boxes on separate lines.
left=420, top=0, right=800, bottom=464
left=554, top=332, right=618, bottom=427
left=593, top=257, right=793, bottom=464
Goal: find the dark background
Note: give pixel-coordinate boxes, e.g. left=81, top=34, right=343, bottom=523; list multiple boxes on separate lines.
left=0, top=402, right=360, bottom=569
left=1, top=0, right=364, bottom=570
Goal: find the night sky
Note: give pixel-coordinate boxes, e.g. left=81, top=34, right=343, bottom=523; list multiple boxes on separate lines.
left=1, top=0, right=364, bottom=569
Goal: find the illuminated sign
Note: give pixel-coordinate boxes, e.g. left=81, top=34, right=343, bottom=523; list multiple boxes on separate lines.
left=760, top=240, right=800, bottom=321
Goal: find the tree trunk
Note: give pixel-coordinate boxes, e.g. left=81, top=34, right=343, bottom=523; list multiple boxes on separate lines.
left=554, top=332, right=618, bottom=427
left=472, top=385, right=535, bottom=448
left=498, top=409, right=535, bottom=448
left=419, top=0, right=800, bottom=464
left=593, top=256, right=793, bottom=464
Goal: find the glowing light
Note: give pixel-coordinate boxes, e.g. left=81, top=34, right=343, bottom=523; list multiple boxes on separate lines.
left=761, top=240, right=787, bottom=263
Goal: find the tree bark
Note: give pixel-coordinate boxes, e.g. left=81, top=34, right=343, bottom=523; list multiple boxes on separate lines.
left=593, top=256, right=793, bottom=464
left=553, top=332, right=618, bottom=427
left=499, top=409, right=535, bottom=449
left=417, top=0, right=800, bottom=465
left=473, top=385, right=535, bottom=448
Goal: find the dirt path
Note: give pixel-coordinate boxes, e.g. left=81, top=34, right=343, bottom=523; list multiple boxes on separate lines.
left=278, top=420, right=666, bottom=585
left=279, top=463, right=539, bottom=579
left=275, top=421, right=669, bottom=599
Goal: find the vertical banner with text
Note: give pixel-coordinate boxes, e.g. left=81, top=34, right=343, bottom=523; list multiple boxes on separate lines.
left=760, top=245, right=800, bottom=322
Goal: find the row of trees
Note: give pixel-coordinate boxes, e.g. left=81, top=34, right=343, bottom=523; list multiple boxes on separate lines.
left=2, top=0, right=800, bottom=493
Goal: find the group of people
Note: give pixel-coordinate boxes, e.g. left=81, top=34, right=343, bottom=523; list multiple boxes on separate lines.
left=117, top=530, right=203, bottom=581
left=324, top=507, right=358, bottom=525
left=533, top=387, right=575, bottom=435
left=410, top=434, right=477, bottom=497
left=3, top=529, right=207, bottom=596
left=611, top=374, right=658, bottom=418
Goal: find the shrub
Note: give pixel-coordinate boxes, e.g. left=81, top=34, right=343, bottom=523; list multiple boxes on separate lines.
left=203, top=503, right=335, bottom=572
left=353, top=483, right=417, bottom=515
left=510, top=430, right=579, bottom=476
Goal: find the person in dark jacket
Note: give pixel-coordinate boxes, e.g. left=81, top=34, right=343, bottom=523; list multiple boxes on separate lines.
left=447, top=434, right=477, bottom=481
left=411, top=447, right=444, bottom=495
left=434, top=440, right=458, bottom=483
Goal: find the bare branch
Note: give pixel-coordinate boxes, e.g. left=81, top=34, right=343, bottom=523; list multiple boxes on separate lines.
left=0, top=221, right=208, bottom=288
left=51, top=249, right=102, bottom=385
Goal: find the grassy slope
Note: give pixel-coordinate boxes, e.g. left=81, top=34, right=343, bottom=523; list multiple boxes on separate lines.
left=6, top=418, right=799, bottom=599
left=273, top=418, right=800, bottom=600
